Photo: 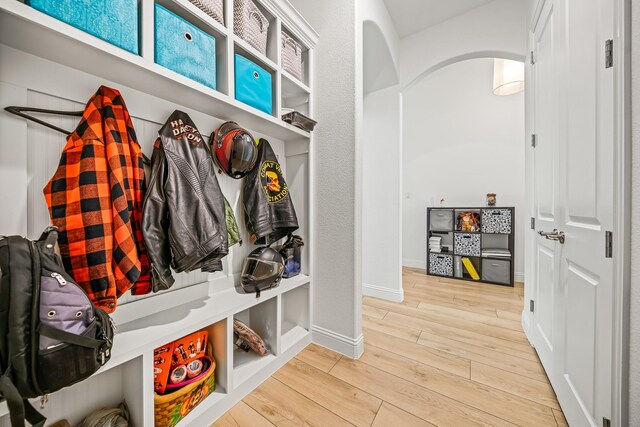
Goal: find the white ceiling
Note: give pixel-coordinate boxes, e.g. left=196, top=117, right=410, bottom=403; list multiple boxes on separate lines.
left=382, top=0, right=495, bottom=38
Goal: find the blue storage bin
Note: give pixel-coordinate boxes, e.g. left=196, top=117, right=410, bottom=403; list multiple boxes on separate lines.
left=27, top=0, right=139, bottom=54
left=155, top=4, right=217, bottom=90
left=235, top=54, right=273, bottom=115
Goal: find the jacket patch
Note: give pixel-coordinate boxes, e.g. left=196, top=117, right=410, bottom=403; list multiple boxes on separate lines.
left=260, top=161, right=288, bottom=203
left=169, top=118, right=203, bottom=146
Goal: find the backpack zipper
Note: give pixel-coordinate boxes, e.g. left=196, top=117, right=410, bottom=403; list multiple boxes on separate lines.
left=40, top=394, right=48, bottom=409
left=29, top=240, right=44, bottom=395
left=50, top=272, right=67, bottom=286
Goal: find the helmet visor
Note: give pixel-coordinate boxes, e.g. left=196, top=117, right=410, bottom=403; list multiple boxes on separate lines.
left=242, top=258, right=283, bottom=282
left=230, top=132, right=258, bottom=177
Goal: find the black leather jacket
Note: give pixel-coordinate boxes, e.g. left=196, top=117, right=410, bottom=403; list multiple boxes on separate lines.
left=143, top=111, right=228, bottom=291
left=244, top=139, right=298, bottom=245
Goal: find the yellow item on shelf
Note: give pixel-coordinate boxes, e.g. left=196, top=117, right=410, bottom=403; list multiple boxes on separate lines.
left=461, top=257, right=480, bottom=280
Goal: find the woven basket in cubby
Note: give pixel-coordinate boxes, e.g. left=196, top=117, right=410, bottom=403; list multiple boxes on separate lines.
left=188, top=0, right=224, bottom=25
left=282, top=30, right=303, bottom=81
left=233, top=0, right=269, bottom=55
left=154, top=344, right=216, bottom=427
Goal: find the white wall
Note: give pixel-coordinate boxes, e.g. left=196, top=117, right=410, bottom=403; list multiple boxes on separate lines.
left=361, top=0, right=403, bottom=302
left=400, top=0, right=528, bottom=88
left=363, top=85, right=403, bottom=301
left=402, top=58, right=525, bottom=277
left=359, top=0, right=399, bottom=69
left=288, top=0, right=364, bottom=358
left=628, top=0, right=640, bottom=423
left=361, top=0, right=400, bottom=94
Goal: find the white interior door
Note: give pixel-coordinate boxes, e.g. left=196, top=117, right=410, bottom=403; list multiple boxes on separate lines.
left=529, top=0, right=614, bottom=426
left=530, top=0, right=559, bottom=373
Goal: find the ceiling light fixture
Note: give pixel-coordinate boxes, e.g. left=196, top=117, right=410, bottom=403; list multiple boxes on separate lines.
left=492, top=58, right=524, bottom=96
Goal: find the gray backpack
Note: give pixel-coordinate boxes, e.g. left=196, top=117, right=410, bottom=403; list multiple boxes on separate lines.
left=0, top=227, right=114, bottom=426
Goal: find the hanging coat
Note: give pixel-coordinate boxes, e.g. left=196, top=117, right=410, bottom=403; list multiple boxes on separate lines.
left=43, top=86, right=150, bottom=313
left=243, top=138, right=299, bottom=245
left=142, top=110, right=228, bottom=292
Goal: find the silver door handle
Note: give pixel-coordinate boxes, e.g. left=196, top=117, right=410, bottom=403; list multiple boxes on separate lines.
left=538, top=229, right=565, bottom=244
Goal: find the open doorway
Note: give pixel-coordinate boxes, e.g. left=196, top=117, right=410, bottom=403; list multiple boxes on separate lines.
left=401, top=57, right=526, bottom=283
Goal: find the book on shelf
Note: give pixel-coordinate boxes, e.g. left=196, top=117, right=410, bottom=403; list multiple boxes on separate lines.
left=461, top=257, right=480, bottom=280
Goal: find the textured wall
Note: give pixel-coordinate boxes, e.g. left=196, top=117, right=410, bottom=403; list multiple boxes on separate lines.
left=629, top=0, right=639, bottom=423
left=288, top=0, right=363, bottom=354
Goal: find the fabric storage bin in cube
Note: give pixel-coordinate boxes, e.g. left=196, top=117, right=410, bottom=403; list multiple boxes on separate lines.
left=282, top=30, right=303, bottom=81
left=481, top=209, right=512, bottom=234
left=155, top=4, right=217, bottom=90
left=234, top=0, right=269, bottom=55
left=430, top=209, right=454, bottom=231
left=482, top=259, right=511, bottom=285
left=235, top=54, right=273, bottom=114
left=454, top=256, right=464, bottom=278
left=454, top=233, right=481, bottom=257
left=429, top=253, right=453, bottom=277
left=27, top=0, right=139, bottom=54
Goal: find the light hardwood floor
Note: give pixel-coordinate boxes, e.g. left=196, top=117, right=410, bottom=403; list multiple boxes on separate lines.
left=213, top=268, right=567, bottom=427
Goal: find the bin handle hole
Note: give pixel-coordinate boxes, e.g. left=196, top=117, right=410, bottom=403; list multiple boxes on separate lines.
left=184, top=32, right=193, bottom=41
left=253, top=71, right=260, bottom=79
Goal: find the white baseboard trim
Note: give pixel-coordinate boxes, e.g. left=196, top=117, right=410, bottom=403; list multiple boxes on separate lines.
left=403, top=258, right=426, bottom=270
left=362, top=282, right=404, bottom=302
left=515, top=272, right=524, bottom=282
left=312, top=325, right=365, bottom=359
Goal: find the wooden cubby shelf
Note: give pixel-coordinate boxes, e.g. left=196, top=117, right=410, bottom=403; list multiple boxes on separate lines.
left=0, top=0, right=317, bottom=142
left=0, top=0, right=317, bottom=425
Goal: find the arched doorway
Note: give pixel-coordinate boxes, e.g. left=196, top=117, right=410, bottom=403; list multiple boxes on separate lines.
left=401, top=56, right=526, bottom=283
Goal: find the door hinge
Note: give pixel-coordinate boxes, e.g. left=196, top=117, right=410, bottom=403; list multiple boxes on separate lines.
left=531, top=134, right=537, bottom=148
left=531, top=217, right=536, bottom=230
left=603, top=417, right=611, bottom=427
left=530, top=300, right=535, bottom=312
left=605, top=231, right=613, bottom=258
left=605, top=39, right=613, bottom=68
left=530, top=50, right=536, bottom=65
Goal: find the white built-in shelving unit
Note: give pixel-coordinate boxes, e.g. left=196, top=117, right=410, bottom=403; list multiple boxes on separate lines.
left=0, top=0, right=317, bottom=425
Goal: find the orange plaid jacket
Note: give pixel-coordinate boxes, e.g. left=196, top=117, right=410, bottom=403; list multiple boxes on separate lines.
left=44, top=86, right=150, bottom=313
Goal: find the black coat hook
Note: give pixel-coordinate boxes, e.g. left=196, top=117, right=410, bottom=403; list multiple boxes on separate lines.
left=4, top=106, right=151, bottom=165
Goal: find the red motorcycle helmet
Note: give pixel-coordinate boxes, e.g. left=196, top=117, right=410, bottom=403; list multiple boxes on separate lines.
left=211, top=121, right=258, bottom=179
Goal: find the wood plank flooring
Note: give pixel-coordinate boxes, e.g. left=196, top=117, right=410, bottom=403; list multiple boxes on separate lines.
left=213, top=267, right=565, bottom=427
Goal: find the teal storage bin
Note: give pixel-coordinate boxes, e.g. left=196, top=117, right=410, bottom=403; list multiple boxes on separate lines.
left=27, top=0, right=139, bottom=54
left=155, top=4, right=217, bottom=90
left=235, top=54, right=273, bottom=115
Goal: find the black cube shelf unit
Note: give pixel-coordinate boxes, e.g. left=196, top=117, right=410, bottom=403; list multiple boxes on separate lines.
left=426, top=207, right=515, bottom=287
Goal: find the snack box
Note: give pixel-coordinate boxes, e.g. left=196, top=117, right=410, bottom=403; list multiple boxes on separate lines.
left=154, top=329, right=208, bottom=394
